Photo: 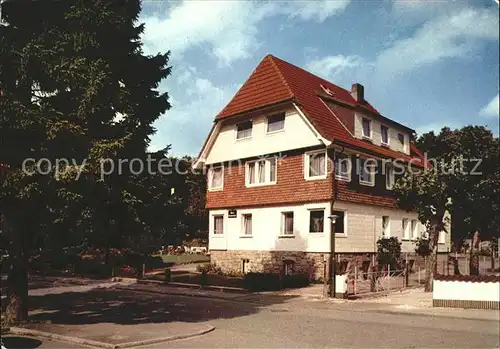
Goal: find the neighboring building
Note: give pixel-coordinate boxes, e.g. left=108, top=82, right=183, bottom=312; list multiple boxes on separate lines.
left=194, top=54, right=451, bottom=280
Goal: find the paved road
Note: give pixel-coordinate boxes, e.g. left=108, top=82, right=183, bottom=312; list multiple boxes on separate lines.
left=13, top=283, right=500, bottom=348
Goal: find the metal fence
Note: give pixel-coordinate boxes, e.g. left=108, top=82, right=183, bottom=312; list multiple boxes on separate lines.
left=346, top=265, right=424, bottom=296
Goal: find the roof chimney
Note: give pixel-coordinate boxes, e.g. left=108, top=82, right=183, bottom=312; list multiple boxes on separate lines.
left=351, top=83, right=364, bottom=102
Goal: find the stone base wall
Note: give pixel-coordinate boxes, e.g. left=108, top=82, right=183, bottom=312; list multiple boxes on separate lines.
left=433, top=299, right=500, bottom=310
left=210, top=250, right=328, bottom=280
left=210, top=250, right=428, bottom=281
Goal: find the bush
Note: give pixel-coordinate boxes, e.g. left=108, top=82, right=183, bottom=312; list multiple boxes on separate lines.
left=196, top=263, right=222, bottom=274
left=282, top=274, right=310, bottom=289
left=415, top=237, right=432, bottom=257
left=376, top=236, right=402, bottom=270
left=244, top=272, right=281, bottom=291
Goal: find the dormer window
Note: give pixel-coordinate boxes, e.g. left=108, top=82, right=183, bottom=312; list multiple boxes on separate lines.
left=236, top=120, right=252, bottom=140
left=362, top=118, right=371, bottom=139
left=266, top=113, right=285, bottom=133
left=320, top=84, right=334, bottom=96
left=381, top=125, right=389, bottom=145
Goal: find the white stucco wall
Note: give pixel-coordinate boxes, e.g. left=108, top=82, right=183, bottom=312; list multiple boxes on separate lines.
left=209, top=200, right=451, bottom=254
left=205, top=107, right=322, bottom=164
left=433, top=280, right=500, bottom=302
left=209, top=202, right=332, bottom=253
left=354, top=112, right=410, bottom=155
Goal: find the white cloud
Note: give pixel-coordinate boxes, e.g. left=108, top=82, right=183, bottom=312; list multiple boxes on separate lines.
left=479, top=94, right=499, bottom=118
left=376, top=7, right=499, bottom=77
left=141, top=0, right=350, bottom=65
left=306, top=55, right=363, bottom=80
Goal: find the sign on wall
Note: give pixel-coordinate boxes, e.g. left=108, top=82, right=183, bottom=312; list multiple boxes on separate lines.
left=228, top=209, right=237, bottom=218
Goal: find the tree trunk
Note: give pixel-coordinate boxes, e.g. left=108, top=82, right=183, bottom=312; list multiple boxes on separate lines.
left=469, top=231, right=480, bottom=276
left=424, top=214, right=443, bottom=292
left=5, top=254, right=28, bottom=325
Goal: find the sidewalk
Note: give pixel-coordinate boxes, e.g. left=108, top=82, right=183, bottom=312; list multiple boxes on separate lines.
left=344, top=288, right=500, bottom=321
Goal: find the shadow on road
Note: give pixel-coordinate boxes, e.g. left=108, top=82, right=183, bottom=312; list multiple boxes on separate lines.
left=27, top=287, right=297, bottom=325
left=2, top=336, right=42, bottom=349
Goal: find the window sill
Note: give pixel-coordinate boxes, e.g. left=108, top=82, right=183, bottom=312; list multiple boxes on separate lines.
left=278, top=234, right=295, bottom=238
left=265, top=129, right=285, bottom=136
left=386, top=186, right=393, bottom=190
left=239, top=235, right=253, bottom=238
left=211, top=234, right=225, bottom=238
left=305, top=175, right=327, bottom=181
left=335, top=233, right=347, bottom=238
left=309, top=232, right=325, bottom=236
left=381, top=142, right=390, bottom=148
left=335, top=175, right=351, bottom=182
left=208, top=187, right=223, bottom=192
left=362, top=135, right=373, bottom=142
left=359, top=180, right=375, bottom=187
left=235, top=136, right=252, bottom=142
left=402, top=238, right=410, bottom=241
left=245, top=182, right=277, bottom=188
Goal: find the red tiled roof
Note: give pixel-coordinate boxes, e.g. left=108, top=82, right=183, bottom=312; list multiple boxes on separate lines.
left=216, top=54, right=424, bottom=164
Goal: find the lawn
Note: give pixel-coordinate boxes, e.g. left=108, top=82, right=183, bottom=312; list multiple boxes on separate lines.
left=158, top=254, right=210, bottom=265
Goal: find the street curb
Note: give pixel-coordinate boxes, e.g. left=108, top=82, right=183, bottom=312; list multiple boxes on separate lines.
left=8, top=327, right=114, bottom=349
left=368, top=309, right=500, bottom=322
left=8, top=324, right=215, bottom=349
left=114, top=324, right=215, bottom=348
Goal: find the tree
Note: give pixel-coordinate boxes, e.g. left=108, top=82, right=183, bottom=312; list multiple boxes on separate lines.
left=393, top=126, right=499, bottom=291
left=0, top=0, right=170, bottom=323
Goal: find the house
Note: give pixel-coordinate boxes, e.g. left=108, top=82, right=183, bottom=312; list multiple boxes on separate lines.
left=194, top=54, right=451, bottom=280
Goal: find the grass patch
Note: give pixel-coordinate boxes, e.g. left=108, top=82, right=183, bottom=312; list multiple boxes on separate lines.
left=158, top=254, right=210, bottom=265
left=147, top=272, right=245, bottom=288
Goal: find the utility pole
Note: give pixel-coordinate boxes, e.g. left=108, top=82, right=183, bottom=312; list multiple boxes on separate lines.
left=328, top=214, right=338, bottom=298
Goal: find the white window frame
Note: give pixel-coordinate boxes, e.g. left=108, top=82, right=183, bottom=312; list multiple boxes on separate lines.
left=334, top=153, right=351, bottom=182
left=411, top=219, right=418, bottom=240
left=266, top=112, right=285, bottom=134
left=280, top=211, right=295, bottom=236
left=308, top=209, right=325, bottom=233
left=358, top=158, right=375, bottom=187
left=385, top=164, right=395, bottom=190
left=304, top=149, right=327, bottom=180
left=212, top=215, right=224, bottom=235
left=331, top=210, right=347, bottom=237
left=245, top=158, right=277, bottom=187
left=380, top=125, right=390, bottom=146
left=241, top=213, right=253, bottom=237
left=382, top=216, right=390, bottom=238
left=402, top=218, right=410, bottom=240
left=208, top=165, right=224, bottom=191
left=361, top=117, right=372, bottom=139
left=235, top=120, right=253, bottom=140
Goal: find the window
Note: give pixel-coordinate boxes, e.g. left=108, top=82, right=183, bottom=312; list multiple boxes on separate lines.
left=236, top=120, right=252, bottom=140
left=284, top=260, right=294, bottom=275
left=331, top=210, right=345, bottom=235
left=382, top=216, right=390, bottom=237
left=266, top=113, right=285, bottom=133
left=385, top=164, right=394, bottom=190
left=305, top=150, right=326, bottom=179
left=281, top=212, right=294, bottom=235
left=213, top=215, right=224, bottom=235
left=242, top=214, right=252, bottom=235
left=411, top=219, right=418, bottom=240
left=398, top=133, right=405, bottom=147
left=334, top=153, right=351, bottom=181
left=381, top=125, right=389, bottom=145
left=309, top=210, right=324, bottom=233
left=246, top=158, right=277, bottom=186
left=358, top=158, right=375, bottom=186
left=208, top=166, right=223, bottom=190
left=362, top=118, right=371, bottom=138
left=438, top=230, right=446, bottom=244
left=402, top=218, right=409, bottom=240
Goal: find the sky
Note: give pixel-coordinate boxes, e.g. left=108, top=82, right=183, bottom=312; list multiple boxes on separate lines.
left=139, top=0, right=499, bottom=156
